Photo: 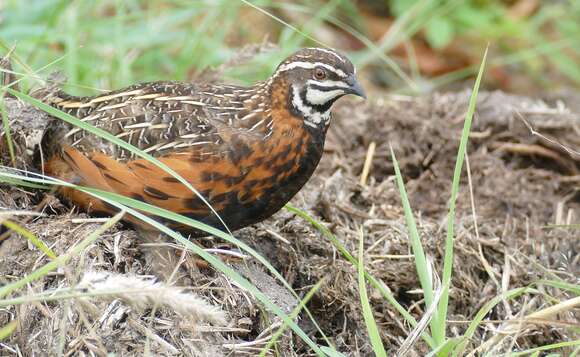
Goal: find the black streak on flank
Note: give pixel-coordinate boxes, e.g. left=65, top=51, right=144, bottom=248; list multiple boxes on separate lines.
left=183, top=189, right=212, bottom=210
left=144, top=186, right=172, bottom=200
left=91, top=159, right=108, bottom=170
left=238, top=143, right=253, bottom=159
left=210, top=192, right=228, bottom=204
left=102, top=201, right=118, bottom=212
left=162, top=176, right=180, bottom=183
left=282, top=144, right=292, bottom=158
left=243, top=179, right=259, bottom=192
left=184, top=197, right=205, bottom=210
left=224, top=172, right=248, bottom=187
left=253, top=156, right=264, bottom=166
left=238, top=191, right=252, bottom=203
left=273, top=160, right=295, bottom=174
left=271, top=144, right=293, bottom=164
left=103, top=172, right=127, bottom=186
left=295, top=137, right=304, bottom=154
left=133, top=162, right=150, bottom=170
left=130, top=193, right=147, bottom=202
left=201, top=171, right=225, bottom=182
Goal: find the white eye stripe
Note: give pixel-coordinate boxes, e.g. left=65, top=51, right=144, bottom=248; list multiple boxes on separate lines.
left=307, top=79, right=349, bottom=88
left=275, top=61, right=347, bottom=78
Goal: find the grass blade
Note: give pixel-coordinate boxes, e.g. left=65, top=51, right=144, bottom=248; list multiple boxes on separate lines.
left=0, top=210, right=125, bottom=299
left=533, top=279, right=580, bottom=295
left=0, top=90, right=16, bottom=167
left=0, top=219, right=57, bottom=259
left=0, top=170, right=329, bottom=356
left=452, top=287, right=528, bottom=356
left=390, top=144, right=435, bottom=327
left=6, top=87, right=233, bottom=238
left=78, top=189, right=327, bottom=355
left=0, top=166, right=295, bottom=299
left=508, top=340, right=580, bottom=357
left=286, top=203, right=436, bottom=349
left=357, top=228, right=387, bottom=357
left=259, top=279, right=325, bottom=357
left=0, top=320, right=17, bottom=341
left=434, top=46, right=488, bottom=348
left=0, top=174, right=49, bottom=189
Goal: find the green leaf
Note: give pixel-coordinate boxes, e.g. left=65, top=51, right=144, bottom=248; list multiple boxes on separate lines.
left=0, top=320, right=17, bottom=340
left=452, top=287, right=529, bottom=356
left=0, top=171, right=328, bottom=356
left=5, top=87, right=232, bottom=238
left=286, top=203, right=435, bottom=349
left=320, top=346, right=348, bottom=357
left=1, top=219, right=57, bottom=259
left=0, top=210, right=124, bottom=299
left=357, top=228, right=387, bottom=357
left=508, top=340, right=580, bottom=357
left=0, top=91, right=16, bottom=167
left=425, top=16, right=454, bottom=49
left=259, top=279, right=325, bottom=357
left=435, top=46, right=488, bottom=349
left=390, top=145, right=434, bottom=326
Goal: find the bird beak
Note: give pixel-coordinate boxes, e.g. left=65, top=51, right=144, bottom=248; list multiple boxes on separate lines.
left=345, top=75, right=367, bottom=99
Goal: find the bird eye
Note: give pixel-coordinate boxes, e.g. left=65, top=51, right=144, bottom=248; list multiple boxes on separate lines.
left=313, top=67, right=326, bottom=80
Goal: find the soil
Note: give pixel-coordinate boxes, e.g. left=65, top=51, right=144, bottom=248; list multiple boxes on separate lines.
left=1, top=90, right=579, bottom=356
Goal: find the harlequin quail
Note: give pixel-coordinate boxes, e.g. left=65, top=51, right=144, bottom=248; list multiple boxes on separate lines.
left=39, top=47, right=366, bottom=236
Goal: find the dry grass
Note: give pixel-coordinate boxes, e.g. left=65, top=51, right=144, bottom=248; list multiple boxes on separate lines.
left=1, top=89, right=579, bottom=355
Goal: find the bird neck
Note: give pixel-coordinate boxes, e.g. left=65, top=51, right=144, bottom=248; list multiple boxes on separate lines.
left=262, top=75, right=329, bottom=141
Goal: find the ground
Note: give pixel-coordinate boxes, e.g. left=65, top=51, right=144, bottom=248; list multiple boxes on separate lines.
left=1, top=89, right=579, bottom=355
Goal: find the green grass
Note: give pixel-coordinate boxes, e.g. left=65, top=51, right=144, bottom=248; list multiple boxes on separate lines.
left=259, top=279, right=329, bottom=356
left=0, top=210, right=125, bottom=299
left=0, top=169, right=330, bottom=355
left=0, top=81, right=339, bottom=352
left=0, top=219, right=57, bottom=259
left=0, top=91, right=16, bottom=167
left=1, top=0, right=577, bottom=96
left=0, top=319, right=17, bottom=341
left=357, top=228, right=387, bottom=357
left=436, top=46, right=488, bottom=348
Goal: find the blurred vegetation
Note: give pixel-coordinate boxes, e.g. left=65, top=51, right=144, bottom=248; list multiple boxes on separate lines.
left=0, top=0, right=578, bottom=95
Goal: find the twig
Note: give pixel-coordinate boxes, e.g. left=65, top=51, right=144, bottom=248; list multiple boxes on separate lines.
left=360, top=141, right=376, bottom=186
left=517, top=111, right=580, bottom=158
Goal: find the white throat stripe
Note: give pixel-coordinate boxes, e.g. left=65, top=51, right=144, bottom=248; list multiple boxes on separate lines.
left=291, top=85, right=331, bottom=126
left=306, top=88, right=344, bottom=105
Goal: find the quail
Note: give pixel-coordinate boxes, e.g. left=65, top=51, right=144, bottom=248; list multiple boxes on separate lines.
left=39, top=47, right=366, bottom=236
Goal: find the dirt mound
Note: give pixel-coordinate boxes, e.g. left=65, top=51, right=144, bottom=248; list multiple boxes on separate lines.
left=1, top=90, right=578, bottom=355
